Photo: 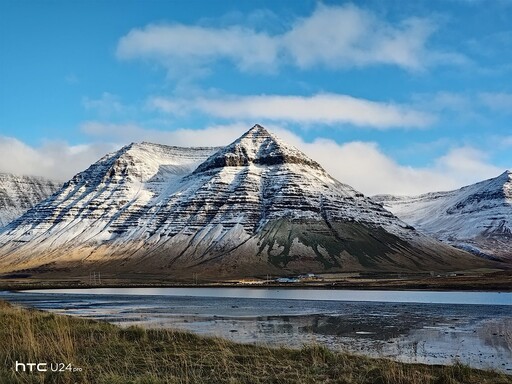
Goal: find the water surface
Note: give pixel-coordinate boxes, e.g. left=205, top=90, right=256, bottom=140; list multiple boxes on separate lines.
left=1, top=288, right=510, bottom=373
left=27, top=287, right=512, bottom=305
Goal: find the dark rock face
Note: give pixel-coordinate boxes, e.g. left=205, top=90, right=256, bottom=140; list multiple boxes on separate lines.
left=194, top=125, right=323, bottom=174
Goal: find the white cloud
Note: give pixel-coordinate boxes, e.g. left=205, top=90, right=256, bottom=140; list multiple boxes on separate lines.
left=83, top=92, right=128, bottom=116
left=148, top=93, right=434, bottom=129
left=434, top=146, right=502, bottom=178
left=271, top=129, right=501, bottom=195
left=282, top=5, right=434, bottom=71
left=81, top=121, right=247, bottom=147
left=117, top=24, right=278, bottom=73
left=415, top=91, right=472, bottom=112
left=117, top=4, right=461, bottom=73
left=502, top=136, right=512, bottom=147
left=479, top=92, right=512, bottom=112
left=0, top=136, right=115, bottom=181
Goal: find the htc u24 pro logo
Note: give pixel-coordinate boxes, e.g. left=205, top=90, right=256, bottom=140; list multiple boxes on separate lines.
left=15, top=361, right=82, bottom=373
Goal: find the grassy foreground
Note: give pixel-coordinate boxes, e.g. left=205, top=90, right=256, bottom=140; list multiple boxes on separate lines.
left=0, top=301, right=510, bottom=384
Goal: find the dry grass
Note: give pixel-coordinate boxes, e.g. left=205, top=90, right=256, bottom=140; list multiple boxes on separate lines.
left=0, top=300, right=510, bottom=384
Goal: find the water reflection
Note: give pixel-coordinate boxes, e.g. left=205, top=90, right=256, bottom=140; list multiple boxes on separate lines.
left=1, top=290, right=510, bottom=372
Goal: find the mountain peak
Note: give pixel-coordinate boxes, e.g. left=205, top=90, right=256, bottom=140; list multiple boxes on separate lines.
left=482, top=170, right=512, bottom=195
left=497, top=169, right=512, bottom=181
left=245, top=123, right=270, bottom=136
left=194, top=124, right=323, bottom=173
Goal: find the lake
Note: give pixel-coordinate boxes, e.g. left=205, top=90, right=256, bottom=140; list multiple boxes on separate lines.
left=1, top=288, right=511, bottom=372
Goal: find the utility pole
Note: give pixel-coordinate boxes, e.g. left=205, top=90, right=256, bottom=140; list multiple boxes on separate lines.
left=90, top=271, right=99, bottom=285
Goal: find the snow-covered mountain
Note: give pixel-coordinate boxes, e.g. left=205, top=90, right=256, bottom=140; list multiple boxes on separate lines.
left=0, top=125, right=489, bottom=277
left=374, top=171, right=512, bottom=261
left=0, top=173, right=61, bottom=227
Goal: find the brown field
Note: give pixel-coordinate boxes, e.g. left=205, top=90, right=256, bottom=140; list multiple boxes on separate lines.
left=1, top=268, right=511, bottom=292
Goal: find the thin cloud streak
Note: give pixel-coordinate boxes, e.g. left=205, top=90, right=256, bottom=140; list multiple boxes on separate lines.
left=149, top=94, right=435, bottom=129
left=479, top=92, right=512, bottom=112
left=81, top=121, right=247, bottom=147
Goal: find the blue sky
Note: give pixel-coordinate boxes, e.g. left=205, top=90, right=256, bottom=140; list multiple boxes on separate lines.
left=1, top=0, right=512, bottom=195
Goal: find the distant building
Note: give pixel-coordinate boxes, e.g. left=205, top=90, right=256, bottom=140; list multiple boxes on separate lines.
left=276, top=277, right=299, bottom=283
left=298, top=273, right=320, bottom=280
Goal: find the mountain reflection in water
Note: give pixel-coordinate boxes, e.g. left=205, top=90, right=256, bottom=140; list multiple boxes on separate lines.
left=1, top=289, right=510, bottom=373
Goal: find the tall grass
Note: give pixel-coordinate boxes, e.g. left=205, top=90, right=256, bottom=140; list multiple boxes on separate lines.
left=0, top=301, right=510, bottom=384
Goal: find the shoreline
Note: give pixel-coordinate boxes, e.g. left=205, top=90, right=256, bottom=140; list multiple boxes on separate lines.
left=2, top=278, right=512, bottom=293
left=2, top=267, right=511, bottom=292
left=0, top=300, right=510, bottom=383
left=4, top=289, right=510, bottom=372
left=0, top=270, right=512, bottom=292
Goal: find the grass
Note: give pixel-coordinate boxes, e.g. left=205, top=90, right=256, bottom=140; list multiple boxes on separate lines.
left=0, top=301, right=510, bottom=384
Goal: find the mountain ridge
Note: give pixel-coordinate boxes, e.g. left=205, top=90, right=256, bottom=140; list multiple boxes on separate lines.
left=373, top=170, right=512, bottom=260
left=0, top=125, right=492, bottom=277
left=0, top=173, right=62, bottom=227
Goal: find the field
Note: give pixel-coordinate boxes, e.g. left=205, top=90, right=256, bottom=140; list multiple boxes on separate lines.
left=1, top=268, right=512, bottom=293
left=0, top=300, right=511, bottom=384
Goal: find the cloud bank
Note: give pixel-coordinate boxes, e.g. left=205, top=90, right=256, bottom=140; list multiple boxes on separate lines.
left=271, top=129, right=502, bottom=196
left=0, top=136, right=115, bottom=181
left=149, top=93, right=434, bottom=129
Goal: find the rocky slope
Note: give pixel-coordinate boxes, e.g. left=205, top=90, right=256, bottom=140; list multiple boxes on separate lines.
left=374, top=171, right=512, bottom=261
left=0, top=173, right=61, bottom=227
left=0, top=126, right=491, bottom=277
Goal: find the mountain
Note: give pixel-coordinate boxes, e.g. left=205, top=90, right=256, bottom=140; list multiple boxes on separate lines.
left=0, top=173, right=61, bottom=227
left=0, top=125, right=490, bottom=278
left=373, top=171, right=512, bottom=261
